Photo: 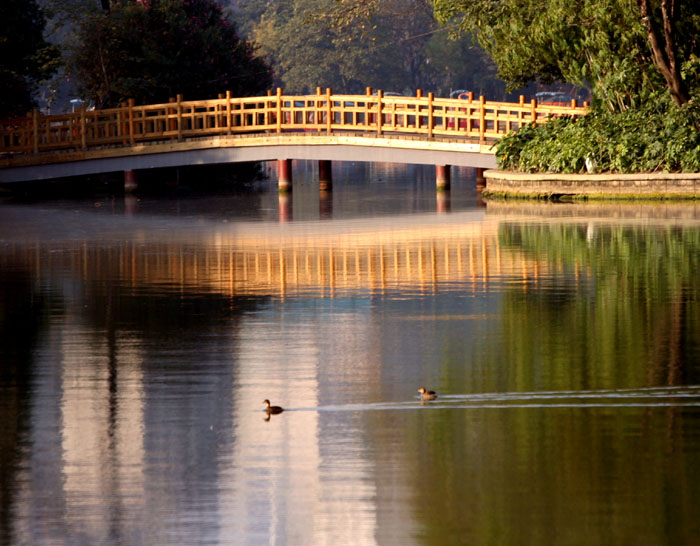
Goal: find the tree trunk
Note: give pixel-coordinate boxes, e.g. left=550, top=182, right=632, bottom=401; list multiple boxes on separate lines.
left=636, top=0, right=690, bottom=106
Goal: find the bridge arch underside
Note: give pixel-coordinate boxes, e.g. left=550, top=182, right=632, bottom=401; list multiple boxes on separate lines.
left=0, top=135, right=497, bottom=183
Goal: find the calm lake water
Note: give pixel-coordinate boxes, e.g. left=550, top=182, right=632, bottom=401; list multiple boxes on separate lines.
left=1, top=162, right=700, bottom=545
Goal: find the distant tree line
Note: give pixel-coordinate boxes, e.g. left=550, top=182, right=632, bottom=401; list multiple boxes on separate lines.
left=226, top=0, right=510, bottom=98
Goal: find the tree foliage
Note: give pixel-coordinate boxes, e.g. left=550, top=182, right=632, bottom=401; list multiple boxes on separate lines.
left=236, top=0, right=506, bottom=97
left=429, top=0, right=700, bottom=173
left=67, top=0, right=272, bottom=107
left=433, top=0, right=700, bottom=112
left=0, top=0, right=59, bottom=117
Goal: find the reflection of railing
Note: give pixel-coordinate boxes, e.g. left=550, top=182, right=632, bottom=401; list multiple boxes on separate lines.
left=1, top=215, right=555, bottom=298
left=0, top=88, right=587, bottom=156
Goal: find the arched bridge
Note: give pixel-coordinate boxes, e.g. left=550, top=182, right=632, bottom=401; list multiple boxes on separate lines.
left=0, top=88, right=587, bottom=188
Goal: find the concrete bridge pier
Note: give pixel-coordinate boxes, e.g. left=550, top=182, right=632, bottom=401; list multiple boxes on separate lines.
left=277, top=159, right=292, bottom=192
left=318, top=160, right=333, bottom=191
left=436, top=165, right=451, bottom=190
left=124, top=170, right=138, bottom=192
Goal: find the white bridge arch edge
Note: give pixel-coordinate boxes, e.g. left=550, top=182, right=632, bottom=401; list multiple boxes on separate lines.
left=0, top=136, right=498, bottom=183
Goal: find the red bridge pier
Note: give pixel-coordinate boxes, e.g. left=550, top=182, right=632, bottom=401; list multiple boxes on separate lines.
left=277, top=160, right=460, bottom=195
left=436, top=165, right=451, bottom=190
left=277, top=159, right=292, bottom=192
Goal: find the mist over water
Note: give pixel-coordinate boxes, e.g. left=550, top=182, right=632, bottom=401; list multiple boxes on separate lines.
left=1, top=162, right=700, bottom=545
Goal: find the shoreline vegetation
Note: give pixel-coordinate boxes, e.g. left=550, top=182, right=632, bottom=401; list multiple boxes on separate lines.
left=495, top=98, right=700, bottom=176
left=486, top=96, right=700, bottom=200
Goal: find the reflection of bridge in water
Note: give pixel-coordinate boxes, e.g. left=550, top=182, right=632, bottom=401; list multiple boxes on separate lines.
left=12, top=203, right=698, bottom=299
left=5, top=212, right=559, bottom=298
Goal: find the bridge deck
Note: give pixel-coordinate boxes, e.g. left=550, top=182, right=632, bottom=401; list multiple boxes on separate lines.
left=0, top=89, right=586, bottom=182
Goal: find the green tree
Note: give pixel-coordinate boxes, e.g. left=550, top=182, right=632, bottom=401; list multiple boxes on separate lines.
left=67, top=0, right=272, bottom=107
left=246, top=0, right=508, bottom=96
left=250, top=0, right=416, bottom=94
left=0, top=0, right=59, bottom=117
left=428, top=0, right=700, bottom=174
left=423, top=31, right=504, bottom=98
left=636, top=0, right=697, bottom=106
left=432, top=0, right=700, bottom=112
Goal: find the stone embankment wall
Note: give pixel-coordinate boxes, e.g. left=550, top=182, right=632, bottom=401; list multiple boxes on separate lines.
left=483, top=170, right=700, bottom=199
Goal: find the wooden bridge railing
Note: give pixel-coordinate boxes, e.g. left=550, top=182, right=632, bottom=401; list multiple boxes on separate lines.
left=0, top=87, right=587, bottom=156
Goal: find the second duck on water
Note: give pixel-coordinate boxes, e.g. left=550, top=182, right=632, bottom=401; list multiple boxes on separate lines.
left=263, top=399, right=284, bottom=414
left=418, top=387, right=437, bottom=400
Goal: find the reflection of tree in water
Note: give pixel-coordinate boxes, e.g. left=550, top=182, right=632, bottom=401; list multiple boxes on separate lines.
left=0, top=271, right=57, bottom=545
left=497, top=222, right=700, bottom=390
left=396, top=221, right=700, bottom=546
left=0, top=258, right=270, bottom=545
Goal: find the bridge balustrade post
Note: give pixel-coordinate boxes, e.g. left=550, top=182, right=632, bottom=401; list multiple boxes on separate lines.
left=479, top=96, right=486, bottom=142
left=326, top=88, right=332, bottom=134
left=416, top=89, right=423, bottom=131
left=531, top=98, right=538, bottom=125
left=177, top=94, right=183, bottom=141
left=276, top=88, right=283, bottom=133
left=32, top=109, right=39, bottom=154
left=80, top=105, right=87, bottom=150
left=466, top=92, right=475, bottom=134
left=128, top=98, right=135, bottom=146
left=265, top=89, right=273, bottom=130
left=119, top=102, right=127, bottom=145
left=376, top=90, right=383, bottom=136
left=428, top=92, right=434, bottom=139
left=213, top=93, right=220, bottom=132
left=365, top=87, right=372, bottom=129
left=226, top=90, right=232, bottom=135
left=314, top=87, right=322, bottom=133
left=168, top=98, right=176, bottom=140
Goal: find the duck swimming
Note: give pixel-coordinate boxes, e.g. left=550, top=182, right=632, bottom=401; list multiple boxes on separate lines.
left=418, top=387, right=437, bottom=400
left=263, top=399, right=284, bottom=414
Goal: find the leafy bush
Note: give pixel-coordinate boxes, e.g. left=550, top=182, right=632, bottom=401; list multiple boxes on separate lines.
left=494, top=96, right=700, bottom=173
